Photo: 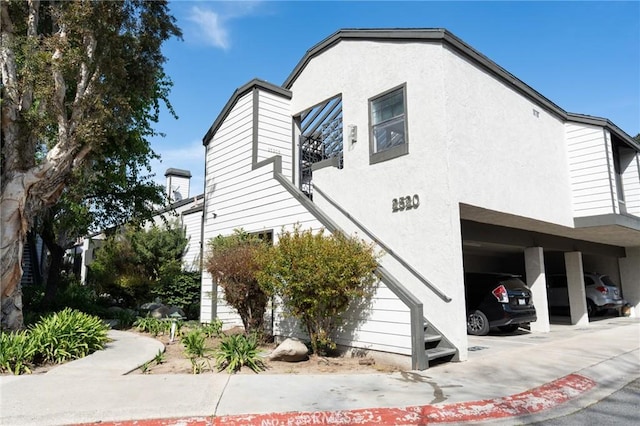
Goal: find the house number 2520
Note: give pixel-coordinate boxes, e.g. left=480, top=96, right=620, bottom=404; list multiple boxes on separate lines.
left=392, top=195, right=420, bottom=212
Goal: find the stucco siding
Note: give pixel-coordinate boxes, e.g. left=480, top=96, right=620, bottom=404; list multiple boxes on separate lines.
left=290, top=39, right=467, bottom=358
left=444, top=47, right=573, bottom=227
left=565, top=123, right=616, bottom=217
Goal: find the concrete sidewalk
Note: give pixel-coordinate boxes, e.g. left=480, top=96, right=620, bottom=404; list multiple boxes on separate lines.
left=0, top=317, right=638, bottom=426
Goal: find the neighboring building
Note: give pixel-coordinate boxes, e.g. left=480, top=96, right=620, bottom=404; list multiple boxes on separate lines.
left=200, top=28, right=640, bottom=370
left=77, top=169, right=205, bottom=281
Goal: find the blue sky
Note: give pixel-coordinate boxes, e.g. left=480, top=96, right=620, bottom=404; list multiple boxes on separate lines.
left=149, top=0, right=640, bottom=195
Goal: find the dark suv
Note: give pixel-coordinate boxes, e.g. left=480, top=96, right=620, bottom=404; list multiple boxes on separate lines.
left=465, top=272, right=537, bottom=335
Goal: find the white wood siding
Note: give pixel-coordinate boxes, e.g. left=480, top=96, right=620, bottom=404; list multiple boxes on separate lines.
left=200, top=84, right=411, bottom=356
left=621, top=151, right=640, bottom=217
left=565, top=123, right=616, bottom=217
left=257, top=91, right=293, bottom=177
left=271, top=281, right=412, bottom=356
left=333, top=283, right=412, bottom=355
left=200, top=91, right=255, bottom=325
left=181, top=209, right=202, bottom=271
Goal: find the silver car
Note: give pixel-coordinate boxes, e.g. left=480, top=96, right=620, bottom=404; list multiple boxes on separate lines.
left=547, top=272, right=626, bottom=316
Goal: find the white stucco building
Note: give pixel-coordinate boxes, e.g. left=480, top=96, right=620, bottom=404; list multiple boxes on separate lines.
left=199, top=29, right=640, bottom=370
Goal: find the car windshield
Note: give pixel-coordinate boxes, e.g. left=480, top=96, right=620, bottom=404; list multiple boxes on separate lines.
left=601, top=276, right=618, bottom=287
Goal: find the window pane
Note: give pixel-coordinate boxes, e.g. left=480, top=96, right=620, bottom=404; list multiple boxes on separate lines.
left=374, top=116, right=405, bottom=152
left=372, top=90, right=404, bottom=125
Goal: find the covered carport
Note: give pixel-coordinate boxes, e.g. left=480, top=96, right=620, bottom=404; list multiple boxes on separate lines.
left=459, top=205, right=635, bottom=332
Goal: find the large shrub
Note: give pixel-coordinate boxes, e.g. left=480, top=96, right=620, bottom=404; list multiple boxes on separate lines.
left=205, top=230, right=271, bottom=337
left=151, top=269, right=201, bottom=320
left=88, top=222, right=190, bottom=308
left=0, top=309, right=110, bottom=374
left=29, top=308, right=110, bottom=364
left=259, top=227, right=378, bottom=355
left=0, top=331, right=37, bottom=375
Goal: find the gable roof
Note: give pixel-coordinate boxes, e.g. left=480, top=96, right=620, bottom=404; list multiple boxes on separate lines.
left=202, top=78, right=292, bottom=145
left=282, top=28, right=639, bottom=151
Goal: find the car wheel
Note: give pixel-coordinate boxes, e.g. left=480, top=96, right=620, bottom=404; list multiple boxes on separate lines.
left=467, top=310, right=490, bottom=336
left=587, top=299, right=597, bottom=317
left=498, top=324, right=519, bottom=333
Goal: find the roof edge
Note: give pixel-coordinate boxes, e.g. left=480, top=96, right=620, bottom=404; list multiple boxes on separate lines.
left=282, top=28, right=637, bottom=145
left=202, top=78, right=291, bottom=145
left=566, top=113, right=640, bottom=151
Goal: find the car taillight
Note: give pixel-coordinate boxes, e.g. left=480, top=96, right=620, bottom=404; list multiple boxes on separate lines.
left=492, top=285, right=509, bottom=303
left=596, top=286, right=608, bottom=294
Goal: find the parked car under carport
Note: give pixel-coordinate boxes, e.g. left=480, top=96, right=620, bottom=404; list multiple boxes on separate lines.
left=464, top=272, right=537, bottom=336
left=546, top=272, right=627, bottom=317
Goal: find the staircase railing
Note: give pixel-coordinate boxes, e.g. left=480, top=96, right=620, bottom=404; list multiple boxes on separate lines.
left=313, top=185, right=451, bottom=303
left=266, top=157, right=434, bottom=369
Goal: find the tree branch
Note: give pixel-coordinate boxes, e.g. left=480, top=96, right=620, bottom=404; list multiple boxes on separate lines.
left=1, top=0, right=21, bottom=179
left=52, top=24, right=68, bottom=145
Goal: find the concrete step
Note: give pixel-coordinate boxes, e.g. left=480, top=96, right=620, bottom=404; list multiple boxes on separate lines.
left=425, top=347, right=457, bottom=361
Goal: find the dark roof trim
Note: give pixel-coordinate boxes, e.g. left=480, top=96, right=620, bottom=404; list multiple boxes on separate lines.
left=566, top=113, right=640, bottom=151
left=182, top=204, right=204, bottom=216
left=164, top=168, right=192, bottom=178
left=155, top=193, right=204, bottom=215
left=283, top=28, right=637, bottom=149
left=202, top=78, right=292, bottom=145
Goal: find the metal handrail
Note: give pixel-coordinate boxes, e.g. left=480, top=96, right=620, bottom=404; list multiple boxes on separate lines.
left=313, top=184, right=451, bottom=303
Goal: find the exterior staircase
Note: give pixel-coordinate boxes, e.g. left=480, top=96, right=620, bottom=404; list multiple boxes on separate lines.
left=424, top=320, right=457, bottom=366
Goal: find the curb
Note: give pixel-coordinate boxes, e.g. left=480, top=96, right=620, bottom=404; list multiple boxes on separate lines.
left=76, top=373, right=596, bottom=426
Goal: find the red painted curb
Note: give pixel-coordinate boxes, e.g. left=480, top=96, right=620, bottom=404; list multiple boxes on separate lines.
left=76, top=373, right=596, bottom=426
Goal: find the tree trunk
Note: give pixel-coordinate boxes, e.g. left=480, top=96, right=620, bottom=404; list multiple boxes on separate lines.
left=1, top=169, right=68, bottom=330
left=0, top=287, right=24, bottom=331
left=1, top=175, right=33, bottom=331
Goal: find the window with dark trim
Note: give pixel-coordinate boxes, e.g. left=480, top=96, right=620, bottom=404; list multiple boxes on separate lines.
left=369, top=84, right=408, bottom=164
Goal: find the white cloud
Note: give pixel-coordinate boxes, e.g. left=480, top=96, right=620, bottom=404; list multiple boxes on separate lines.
left=188, top=6, right=230, bottom=50
left=185, top=1, right=263, bottom=50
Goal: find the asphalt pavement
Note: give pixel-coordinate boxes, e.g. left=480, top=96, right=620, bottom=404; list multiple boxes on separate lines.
left=0, top=316, right=638, bottom=426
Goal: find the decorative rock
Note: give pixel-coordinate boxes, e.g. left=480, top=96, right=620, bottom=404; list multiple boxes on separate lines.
left=150, top=305, right=170, bottom=319
left=140, top=302, right=163, bottom=312
left=167, top=306, right=186, bottom=318
left=268, top=338, right=309, bottom=362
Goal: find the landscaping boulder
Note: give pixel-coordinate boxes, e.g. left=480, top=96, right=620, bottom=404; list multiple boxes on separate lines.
left=138, top=299, right=186, bottom=319
left=268, top=338, right=309, bottom=362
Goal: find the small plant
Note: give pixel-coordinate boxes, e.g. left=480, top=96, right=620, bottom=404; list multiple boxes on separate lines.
left=133, top=316, right=163, bottom=336
left=0, top=331, right=36, bottom=375
left=190, top=357, right=210, bottom=374
left=201, top=319, right=223, bottom=338
left=112, top=309, right=137, bottom=330
left=182, top=329, right=208, bottom=358
left=153, top=349, right=166, bottom=365
left=140, top=361, right=150, bottom=374
left=29, top=308, right=110, bottom=364
left=214, top=334, right=265, bottom=373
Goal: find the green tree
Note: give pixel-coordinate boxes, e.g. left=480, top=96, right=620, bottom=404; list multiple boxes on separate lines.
left=39, top=146, right=166, bottom=308
left=88, top=221, right=189, bottom=309
left=259, top=227, right=379, bottom=356
left=0, top=0, right=181, bottom=330
left=205, top=230, right=271, bottom=337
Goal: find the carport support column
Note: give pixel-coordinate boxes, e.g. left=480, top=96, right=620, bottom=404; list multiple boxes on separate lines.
left=525, top=247, right=549, bottom=332
left=565, top=252, right=588, bottom=326
left=619, top=247, right=640, bottom=318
